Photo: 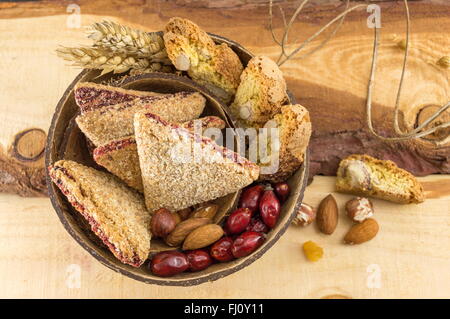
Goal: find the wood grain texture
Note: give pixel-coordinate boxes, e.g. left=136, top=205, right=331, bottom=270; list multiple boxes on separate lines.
left=0, top=175, right=448, bottom=298
left=0, top=0, right=448, bottom=197
left=0, top=3, right=448, bottom=296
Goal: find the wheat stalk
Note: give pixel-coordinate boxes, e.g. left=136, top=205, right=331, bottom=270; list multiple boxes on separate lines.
left=56, top=46, right=171, bottom=75
left=56, top=20, right=173, bottom=75
left=88, top=21, right=167, bottom=59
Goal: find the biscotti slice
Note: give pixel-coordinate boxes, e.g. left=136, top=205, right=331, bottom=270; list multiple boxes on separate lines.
left=48, top=160, right=151, bottom=267
left=93, top=116, right=226, bottom=192
left=164, top=17, right=243, bottom=103
left=336, top=154, right=425, bottom=204
left=76, top=91, right=206, bottom=146
left=134, top=112, right=259, bottom=211
left=74, top=82, right=163, bottom=113
left=230, top=56, right=287, bottom=127
left=259, top=104, right=312, bottom=182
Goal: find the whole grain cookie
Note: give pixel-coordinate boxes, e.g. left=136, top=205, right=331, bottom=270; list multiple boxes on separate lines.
left=230, top=56, right=287, bottom=128
left=48, top=160, right=151, bottom=267
left=258, top=104, right=311, bottom=182
left=336, top=154, right=425, bottom=204
left=164, top=17, right=243, bottom=103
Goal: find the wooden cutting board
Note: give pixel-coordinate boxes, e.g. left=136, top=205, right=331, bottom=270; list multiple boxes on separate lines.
left=0, top=1, right=448, bottom=298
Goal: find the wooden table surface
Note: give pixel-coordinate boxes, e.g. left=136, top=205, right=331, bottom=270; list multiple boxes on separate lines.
left=1, top=175, right=449, bottom=298
left=0, top=3, right=449, bottom=298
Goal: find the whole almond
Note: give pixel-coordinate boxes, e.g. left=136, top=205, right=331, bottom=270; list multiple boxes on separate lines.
left=176, top=207, right=192, bottom=221
left=316, top=194, right=338, bottom=235
left=189, top=203, right=219, bottom=220
left=182, top=224, right=224, bottom=250
left=344, top=218, right=379, bottom=244
left=165, top=217, right=211, bottom=247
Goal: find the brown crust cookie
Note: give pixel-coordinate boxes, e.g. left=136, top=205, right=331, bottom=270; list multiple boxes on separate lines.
left=231, top=56, right=287, bottom=127
left=164, top=17, right=243, bottom=103
left=76, top=91, right=206, bottom=146
left=48, top=160, right=151, bottom=267
left=93, top=116, right=226, bottom=192
left=94, top=137, right=142, bottom=191
left=74, top=82, right=162, bottom=113
left=259, top=104, right=312, bottom=182
left=134, top=112, right=259, bottom=211
left=336, top=154, right=425, bottom=204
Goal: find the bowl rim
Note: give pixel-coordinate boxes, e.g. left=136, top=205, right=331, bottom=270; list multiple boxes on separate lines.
left=45, top=34, right=310, bottom=286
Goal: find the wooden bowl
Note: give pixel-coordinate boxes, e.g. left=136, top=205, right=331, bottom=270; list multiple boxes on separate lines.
left=46, top=34, right=309, bottom=286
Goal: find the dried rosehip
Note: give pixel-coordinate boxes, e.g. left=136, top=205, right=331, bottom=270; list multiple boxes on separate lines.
left=259, top=189, right=281, bottom=228
left=210, top=237, right=234, bottom=262
left=231, top=231, right=266, bottom=258
left=273, top=182, right=290, bottom=203
left=186, top=249, right=213, bottom=272
left=246, top=217, right=269, bottom=233
left=225, top=208, right=252, bottom=234
left=150, top=251, right=189, bottom=277
left=238, top=184, right=265, bottom=214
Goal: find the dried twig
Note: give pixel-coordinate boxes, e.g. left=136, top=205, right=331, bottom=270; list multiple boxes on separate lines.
left=269, top=0, right=363, bottom=66
left=365, top=0, right=449, bottom=144
left=269, top=0, right=449, bottom=144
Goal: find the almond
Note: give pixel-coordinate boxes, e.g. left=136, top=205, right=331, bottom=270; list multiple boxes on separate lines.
left=176, top=207, right=192, bottom=221
left=344, top=218, right=379, bottom=244
left=189, top=203, right=219, bottom=220
left=165, top=217, right=211, bottom=247
left=316, top=194, right=338, bottom=235
left=182, top=224, right=224, bottom=250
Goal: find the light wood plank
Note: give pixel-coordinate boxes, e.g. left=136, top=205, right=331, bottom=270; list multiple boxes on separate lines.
left=0, top=175, right=448, bottom=298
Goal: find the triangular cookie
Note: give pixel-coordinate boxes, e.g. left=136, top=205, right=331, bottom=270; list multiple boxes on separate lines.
left=93, top=116, right=226, bottom=192
left=134, top=113, right=259, bottom=211
left=76, top=91, right=206, bottom=146
left=74, top=82, right=163, bottom=113
left=48, top=160, right=151, bottom=267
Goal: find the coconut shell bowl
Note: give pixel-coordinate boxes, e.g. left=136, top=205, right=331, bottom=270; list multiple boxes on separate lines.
left=46, top=33, right=309, bottom=286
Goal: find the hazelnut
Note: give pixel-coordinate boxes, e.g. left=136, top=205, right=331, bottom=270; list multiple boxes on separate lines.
left=345, top=197, right=374, bottom=223
left=344, top=160, right=372, bottom=190
left=292, top=203, right=316, bottom=226
left=150, top=208, right=177, bottom=238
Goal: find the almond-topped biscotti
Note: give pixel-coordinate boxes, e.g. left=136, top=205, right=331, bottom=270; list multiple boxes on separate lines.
left=259, top=104, right=311, bottom=182
left=164, top=17, right=243, bottom=103
left=134, top=112, right=259, bottom=211
left=230, top=56, right=287, bottom=128
left=93, top=116, right=226, bottom=192
left=74, top=82, right=164, bottom=113
left=76, top=91, right=206, bottom=146
left=336, top=154, right=425, bottom=204
left=48, top=160, right=151, bottom=267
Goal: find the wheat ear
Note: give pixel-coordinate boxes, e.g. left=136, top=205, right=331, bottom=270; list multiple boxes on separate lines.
left=87, top=21, right=167, bottom=60
left=56, top=47, right=171, bottom=75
